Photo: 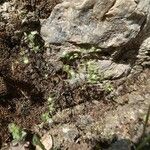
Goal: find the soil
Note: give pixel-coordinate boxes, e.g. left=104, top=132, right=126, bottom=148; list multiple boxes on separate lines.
left=0, top=0, right=61, bottom=145
left=0, top=0, right=150, bottom=150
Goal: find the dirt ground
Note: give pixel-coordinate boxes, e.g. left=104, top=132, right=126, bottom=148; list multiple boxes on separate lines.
left=0, top=0, right=60, bottom=144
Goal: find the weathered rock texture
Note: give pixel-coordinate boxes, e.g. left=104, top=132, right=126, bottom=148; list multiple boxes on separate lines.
left=41, top=0, right=150, bottom=80
left=41, top=0, right=149, bottom=47
left=40, top=2, right=150, bottom=148
left=39, top=69, right=150, bottom=150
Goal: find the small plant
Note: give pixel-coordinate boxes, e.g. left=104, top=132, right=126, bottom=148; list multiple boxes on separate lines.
left=103, top=82, right=114, bottom=93
left=62, top=60, right=105, bottom=84
left=79, top=46, right=100, bottom=53
left=63, top=65, right=76, bottom=79
left=41, top=95, right=56, bottom=123
left=23, top=56, right=29, bottom=64
left=41, top=112, right=53, bottom=123
left=24, top=31, right=43, bottom=53
left=60, top=51, right=80, bottom=62
left=8, top=123, right=27, bottom=142
left=47, top=95, right=56, bottom=115
left=86, top=60, right=104, bottom=83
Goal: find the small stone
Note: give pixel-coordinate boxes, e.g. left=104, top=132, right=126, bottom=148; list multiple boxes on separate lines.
left=36, top=133, right=53, bottom=150
left=62, top=125, right=79, bottom=142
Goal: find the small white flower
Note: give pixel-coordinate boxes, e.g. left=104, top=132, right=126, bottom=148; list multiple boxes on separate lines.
left=23, top=57, right=29, bottom=64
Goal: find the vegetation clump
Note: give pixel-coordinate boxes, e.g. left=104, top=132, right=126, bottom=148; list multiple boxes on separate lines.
left=8, top=123, right=27, bottom=142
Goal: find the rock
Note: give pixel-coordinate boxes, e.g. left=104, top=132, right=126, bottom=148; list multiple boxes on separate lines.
left=41, top=0, right=148, bottom=48
left=62, top=125, right=79, bottom=142
left=40, top=0, right=150, bottom=82
left=137, top=37, right=150, bottom=67
left=36, top=133, right=53, bottom=150
left=38, top=70, right=150, bottom=149
left=97, top=60, right=131, bottom=79
left=0, top=2, right=14, bottom=20
left=9, top=142, right=30, bottom=150
left=128, top=92, right=145, bottom=104
left=67, top=142, right=91, bottom=150
left=106, top=139, right=132, bottom=150
left=46, top=124, right=81, bottom=149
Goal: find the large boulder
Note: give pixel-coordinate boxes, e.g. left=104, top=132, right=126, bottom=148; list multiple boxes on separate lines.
left=41, top=0, right=150, bottom=81
left=41, top=0, right=150, bottom=48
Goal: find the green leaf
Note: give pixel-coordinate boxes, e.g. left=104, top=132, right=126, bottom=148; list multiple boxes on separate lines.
left=8, top=123, right=27, bottom=142
left=32, top=134, right=46, bottom=150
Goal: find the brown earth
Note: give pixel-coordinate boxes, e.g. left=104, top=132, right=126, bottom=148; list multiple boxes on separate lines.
left=0, top=0, right=61, bottom=145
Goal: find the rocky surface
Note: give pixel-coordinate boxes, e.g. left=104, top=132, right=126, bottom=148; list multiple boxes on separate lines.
left=41, top=0, right=149, bottom=47
left=39, top=0, right=150, bottom=149
left=137, top=37, right=150, bottom=67
left=38, top=69, right=150, bottom=150
left=41, top=0, right=150, bottom=81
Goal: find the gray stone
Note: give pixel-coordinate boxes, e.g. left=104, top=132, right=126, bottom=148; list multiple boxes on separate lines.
left=40, top=0, right=150, bottom=81
left=137, top=37, right=150, bottom=66
left=62, top=125, right=79, bottom=142
left=107, top=140, right=132, bottom=150
left=41, top=0, right=149, bottom=48
left=98, top=60, right=131, bottom=79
